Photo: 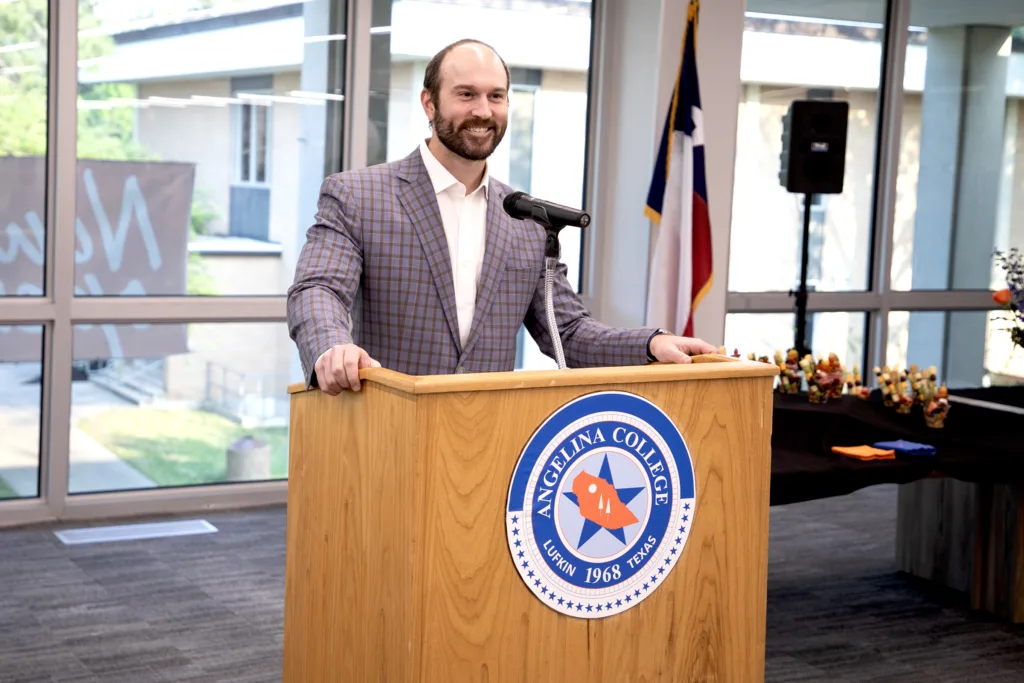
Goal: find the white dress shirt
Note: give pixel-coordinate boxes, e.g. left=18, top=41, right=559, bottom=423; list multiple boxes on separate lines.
left=418, top=139, right=489, bottom=348
left=316, top=143, right=488, bottom=370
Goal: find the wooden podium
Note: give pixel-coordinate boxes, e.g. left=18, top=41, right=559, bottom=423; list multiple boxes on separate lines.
left=283, top=356, right=777, bottom=682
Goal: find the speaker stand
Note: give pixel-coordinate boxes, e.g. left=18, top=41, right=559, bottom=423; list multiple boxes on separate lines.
left=790, top=193, right=813, bottom=359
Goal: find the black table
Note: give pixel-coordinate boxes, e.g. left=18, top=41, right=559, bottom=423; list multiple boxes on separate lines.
left=766, top=385, right=1024, bottom=622
left=769, top=386, right=1024, bottom=506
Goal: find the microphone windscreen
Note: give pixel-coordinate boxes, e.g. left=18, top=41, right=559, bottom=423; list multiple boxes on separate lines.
left=503, top=191, right=527, bottom=218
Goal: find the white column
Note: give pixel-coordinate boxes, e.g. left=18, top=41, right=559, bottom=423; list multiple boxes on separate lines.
left=907, top=25, right=1011, bottom=386
left=291, top=0, right=334, bottom=383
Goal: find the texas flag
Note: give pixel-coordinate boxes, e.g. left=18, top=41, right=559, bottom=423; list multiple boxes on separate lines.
left=644, top=0, right=712, bottom=338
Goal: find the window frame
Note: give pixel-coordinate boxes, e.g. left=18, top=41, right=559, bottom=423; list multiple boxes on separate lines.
left=725, top=0, right=998, bottom=377
left=0, top=0, right=602, bottom=527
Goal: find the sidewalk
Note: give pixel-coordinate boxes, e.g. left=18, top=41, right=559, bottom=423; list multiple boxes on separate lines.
left=0, top=407, right=157, bottom=496
left=0, top=369, right=157, bottom=496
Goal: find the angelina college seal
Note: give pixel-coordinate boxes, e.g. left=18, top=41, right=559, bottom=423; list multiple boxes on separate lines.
left=506, top=391, right=695, bottom=618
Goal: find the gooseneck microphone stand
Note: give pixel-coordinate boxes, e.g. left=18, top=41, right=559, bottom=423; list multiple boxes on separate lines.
left=540, top=224, right=568, bottom=370
left=503, top=192, right=590, bottom=371
left=526, top=205, right=580, bottom=371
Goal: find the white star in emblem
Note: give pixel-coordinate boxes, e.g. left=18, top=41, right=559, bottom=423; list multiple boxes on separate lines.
left=691, top=106, right=704, bottom=147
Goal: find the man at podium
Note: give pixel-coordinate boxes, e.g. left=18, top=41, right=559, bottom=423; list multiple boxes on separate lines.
left=287, top=39, right=717, bottom=395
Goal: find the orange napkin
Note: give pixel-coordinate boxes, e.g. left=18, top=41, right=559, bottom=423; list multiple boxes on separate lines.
left=831, top=445, right=896, bottom=461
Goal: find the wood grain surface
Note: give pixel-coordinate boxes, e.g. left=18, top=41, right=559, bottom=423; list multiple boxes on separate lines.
left=286, top=354, right=779, bottom=395
left=283, top=370, right=775, bottom=682
left=896, top=479, right=978, bottom=593
left=897, top=480, right=1024, bottom=623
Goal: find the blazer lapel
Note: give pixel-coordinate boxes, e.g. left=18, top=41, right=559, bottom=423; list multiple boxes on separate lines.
left=461, top=180, right=511, bottom=360
left=395, top=153, right=462, bottom=352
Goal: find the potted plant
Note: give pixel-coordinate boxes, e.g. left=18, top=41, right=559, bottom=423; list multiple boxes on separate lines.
left=993, top=248, right=1023, bottom=352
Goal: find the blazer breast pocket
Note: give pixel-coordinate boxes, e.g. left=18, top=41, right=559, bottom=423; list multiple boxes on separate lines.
left=500, top=255, right=542, bottom=315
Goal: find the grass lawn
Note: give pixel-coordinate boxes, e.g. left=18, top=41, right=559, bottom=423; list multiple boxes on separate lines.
left=0, top=477, right=18, bottom=500
left=78, top=407, right=288, bottom=487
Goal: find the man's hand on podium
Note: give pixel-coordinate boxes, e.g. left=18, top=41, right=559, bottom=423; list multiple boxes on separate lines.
left=648, top=334, right=719, bottom=364
left=315, top=343, right=382, bottom=395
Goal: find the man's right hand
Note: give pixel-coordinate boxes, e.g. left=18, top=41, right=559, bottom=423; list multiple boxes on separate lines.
left=314, top=344, right=382, bottom=395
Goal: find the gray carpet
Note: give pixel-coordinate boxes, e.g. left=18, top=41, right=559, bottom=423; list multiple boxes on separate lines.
left=765, top=485, right=1024, bottom=682
left=2, top=485, right=1024, bottom=682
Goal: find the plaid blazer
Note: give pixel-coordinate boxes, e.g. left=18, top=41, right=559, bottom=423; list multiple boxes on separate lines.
left=287, top=148, right=657, bottom=386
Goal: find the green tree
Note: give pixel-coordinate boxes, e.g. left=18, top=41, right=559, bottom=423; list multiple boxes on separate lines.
left=1, top=0, right=217, bottom=294
left=1, top=1, right=148, bottom=158
left=0, top=1, right=50, bottom=156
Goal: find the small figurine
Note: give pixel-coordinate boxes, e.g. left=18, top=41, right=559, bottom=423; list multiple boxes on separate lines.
left=924, top=384, right=951, bottom=428
left=826, top=353, right=845, bottom=398
left=850, top=364, right=871, bottom=399
left=801, top=354, right=833, bottom=403
left=879, top=364, right=913, bottom=413
left=894, top=391, right=914, bottom=414
left=878, top=366, right=896, bottom=407
left=774, top=348, right=802, bottom=394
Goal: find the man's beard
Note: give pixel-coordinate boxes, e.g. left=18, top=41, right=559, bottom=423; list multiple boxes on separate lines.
left=432, top=109, right=506, bottom=161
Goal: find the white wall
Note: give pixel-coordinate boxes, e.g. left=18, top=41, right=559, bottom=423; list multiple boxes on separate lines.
left=270, top=71, right=303, bottom=293
left=583, top=0, right=660, bottom=329
left=137, top=78, right=233, bottom=235
left=385, top=61, right=426, bottom=161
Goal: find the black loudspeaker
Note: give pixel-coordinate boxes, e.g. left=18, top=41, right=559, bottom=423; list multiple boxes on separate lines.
left=778, top=100, right=849, bottom=195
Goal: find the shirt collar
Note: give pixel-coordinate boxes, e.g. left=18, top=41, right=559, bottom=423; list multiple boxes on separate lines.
left=419, top=139, right=489, bottom=198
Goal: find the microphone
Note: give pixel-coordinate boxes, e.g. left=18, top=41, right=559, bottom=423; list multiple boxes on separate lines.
left=502, top=191, right=591, bottom=230
left=503, top=191, right=592, bottom=373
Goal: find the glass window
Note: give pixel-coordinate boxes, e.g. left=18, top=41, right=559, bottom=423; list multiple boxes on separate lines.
left=69, top=322, right=298, bottom=494
left=0, top=325, right=44, bottom=500
left=730, top=4, right=887, bottom=293
left=890, top=21, right=1024, bottom=291
left=887, top=310, right=1023, bottom=389
left=724, top=312, right=867, bottom=369
left=75, top=0, right=347, bottom=296
left=232, top=75, right=273, bottom=187
left=366, top=0, right=592, bottom=295
left=0, top=0, right=48, bottom=297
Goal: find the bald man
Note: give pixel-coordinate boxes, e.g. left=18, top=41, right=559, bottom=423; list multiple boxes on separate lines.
left=287, top=39, right=717, bottom=394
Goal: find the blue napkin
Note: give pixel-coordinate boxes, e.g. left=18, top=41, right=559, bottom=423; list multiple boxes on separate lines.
left=872, top=439, right=936, bottom=456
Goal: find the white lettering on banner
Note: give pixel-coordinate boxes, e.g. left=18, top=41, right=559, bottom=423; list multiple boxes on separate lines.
left=81, top=168, right=162, bottom=272
left=0, top=166, right=168, bottom=356
left=76, top=216, right=93, bottom=264
left=0, top=212, right=45, bottom=265
left=0, top=170, right=161, bottom=272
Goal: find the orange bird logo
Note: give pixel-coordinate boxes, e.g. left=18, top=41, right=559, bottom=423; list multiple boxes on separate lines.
left=571, top=471, right=639, bottom=530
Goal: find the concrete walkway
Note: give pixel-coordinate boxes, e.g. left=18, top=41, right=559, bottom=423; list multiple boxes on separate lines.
left=0, top=366, right=156, bottom=497
left=0, top=407, right=157, bottom=497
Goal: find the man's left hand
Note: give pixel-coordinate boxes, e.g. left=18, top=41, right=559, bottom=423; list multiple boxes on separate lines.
left=649, top=334, right=719, bottom=364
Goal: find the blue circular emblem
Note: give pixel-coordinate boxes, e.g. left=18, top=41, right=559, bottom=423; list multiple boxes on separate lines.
left=506, top=391, right=695, bottom=618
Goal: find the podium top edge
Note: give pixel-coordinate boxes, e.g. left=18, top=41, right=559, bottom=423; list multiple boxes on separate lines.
left=287, top=354, right=779, bottom=396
